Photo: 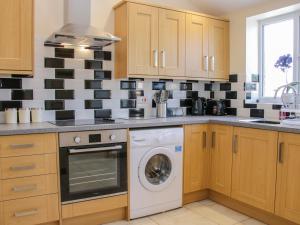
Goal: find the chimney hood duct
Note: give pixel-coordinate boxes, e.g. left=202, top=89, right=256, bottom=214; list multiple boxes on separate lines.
left=45, top=0, right=120, bottom=48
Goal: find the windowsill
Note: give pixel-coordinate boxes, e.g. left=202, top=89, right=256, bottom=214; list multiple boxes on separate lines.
left=256, top=97, right=283, bottom=104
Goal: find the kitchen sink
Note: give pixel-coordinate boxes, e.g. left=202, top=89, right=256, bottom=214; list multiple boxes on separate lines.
left=240, top=119, right=281, bottom=125
left=250, top=120, right=281, bottom=125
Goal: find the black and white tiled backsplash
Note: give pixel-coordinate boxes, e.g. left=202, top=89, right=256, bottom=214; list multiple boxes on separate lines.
left=0, top=45, right=283, bottom=122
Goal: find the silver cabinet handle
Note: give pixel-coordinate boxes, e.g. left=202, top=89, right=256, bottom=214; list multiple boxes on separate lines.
left=12, top=184, right=37, bottom=193
left=233, top=135, right=238, bottom=154
left=10, top=144, right=34, bottom=149
left=210, top=56, right=215, bottom=72
left=203, top=132, right=207, bottom=149
left=211, top=131, right=216, bottom=149
left=133, top=138, right=146, bottom=142
left=204, top=56, right=209, bottom=72
left=278, top=142, right=284, bottom=163
left=14, top=209, right=38, bottom=217
left=69, top=145, right=123, bottom=154
left=153, top=49, right=158, bottom=68
left=161, top=50, right=166, bottom=68
left=10, top=164, right=36, bottom=171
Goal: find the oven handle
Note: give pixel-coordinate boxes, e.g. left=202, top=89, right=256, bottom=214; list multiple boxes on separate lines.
left=69, top=145, right=123, bottom=154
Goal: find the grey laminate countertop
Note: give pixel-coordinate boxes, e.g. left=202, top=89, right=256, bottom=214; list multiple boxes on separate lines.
left=0, top=116, right=300, bottom=136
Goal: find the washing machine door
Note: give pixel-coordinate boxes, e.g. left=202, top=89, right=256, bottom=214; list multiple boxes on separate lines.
left=138, top=147, right=176, bottom=192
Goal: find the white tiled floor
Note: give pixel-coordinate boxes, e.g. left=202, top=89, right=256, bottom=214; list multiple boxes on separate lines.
left=105, top=200, right=267, bottom=225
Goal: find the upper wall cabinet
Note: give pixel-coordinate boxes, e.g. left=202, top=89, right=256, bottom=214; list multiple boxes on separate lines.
left=186, top=14, right=209, bottom=79
left=158, top=9, right=186, bottom=77
left=115, top=2, right=185, bottom=79
left=186, top=14, right=229, bottom=80
left=114, top=0, right=229, bottom=80
left=127, top=3, right=159, bottom=76
left=0, top=0, right=33, bottom=75
left=208, top=19, right=229, bottom=80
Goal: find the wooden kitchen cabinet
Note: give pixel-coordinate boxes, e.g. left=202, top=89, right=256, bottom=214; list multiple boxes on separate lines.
left=186, top=14, right=209, bottom=79
left=158, top=9, right=186, bottom=77
left=276, top=132, right=300, bottom=224
left=115, top=2, right=185, bottom=78
left=231, top=128, right=278, bottom=212
left=209, top=125, right=233, bottom=196
left=115, top=1, right=229, bottom=80
left=0, top=133, right=57, bottom=157
left=2, top=194, right=59, bottom=225
left=186, top=14, right=229, bottom=80
left=127, top=3, right=159, bottom=76
left=184, top=124, right=210, bottom=194
left=0, top=0, right=33, bottom=75
left=208, top=19, right=229, bottom=80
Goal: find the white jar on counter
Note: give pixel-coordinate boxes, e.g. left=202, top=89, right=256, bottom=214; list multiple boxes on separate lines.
left=18, top=108, right=31, bottom=124
left=5, top=108, right=18, bottom=124
left=31, top=108, right=43, bottom=123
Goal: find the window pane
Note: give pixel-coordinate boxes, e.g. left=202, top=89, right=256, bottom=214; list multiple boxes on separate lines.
left=262, top=19, right=294, bottom=97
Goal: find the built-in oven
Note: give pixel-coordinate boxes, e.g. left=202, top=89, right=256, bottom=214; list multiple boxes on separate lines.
left=59, top=129, right=127, bottom=204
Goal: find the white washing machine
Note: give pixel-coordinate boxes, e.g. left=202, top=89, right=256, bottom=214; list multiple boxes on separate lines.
left=129, top=127, right=183, bottom=219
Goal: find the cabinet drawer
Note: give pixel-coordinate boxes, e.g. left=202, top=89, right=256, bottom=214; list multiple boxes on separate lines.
left=2, top=194, right=59, bottom=225
left=0, top=134, right=57, bottom=158
left=0, top=154, right=57, bottom=179
left=2, top=174, right=58, bottom=201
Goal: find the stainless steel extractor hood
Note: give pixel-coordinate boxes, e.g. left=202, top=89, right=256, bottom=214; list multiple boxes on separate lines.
left=45, top=0, right=120, bottom=48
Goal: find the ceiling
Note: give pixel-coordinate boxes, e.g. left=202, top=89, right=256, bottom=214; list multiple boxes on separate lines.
left=190, top=0, right=273, bottom=15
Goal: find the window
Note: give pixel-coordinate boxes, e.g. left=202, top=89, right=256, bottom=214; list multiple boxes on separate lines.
left=259, top=12, right=300, bottom=100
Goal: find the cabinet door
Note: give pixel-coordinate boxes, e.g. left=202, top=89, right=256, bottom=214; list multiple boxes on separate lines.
left=159, top=9, right=185, bottom=77
left=128, top=3, right=159, bottom=75
left=0, top=0, right=33, bottom=73
left=186, top=14, right=209, bottom=78
left=231, top=128, right=278, bottom=212
left=210, top=125, right=233, bottom=196
left=208, top=19, right=229, bottom=80
left=276, top=133, right=300, bottom=224
left=184, top=125, right=210, bottom=194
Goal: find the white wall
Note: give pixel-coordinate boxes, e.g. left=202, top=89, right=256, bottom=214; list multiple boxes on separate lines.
left=35, top=0, right=64, bottom=70
left=225, top=0, right=300, bottom=76
left=90, top=0, right=201, bottom=33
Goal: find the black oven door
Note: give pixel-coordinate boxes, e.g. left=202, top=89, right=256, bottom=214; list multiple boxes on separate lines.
left=60, top=143, right=127, bottom=203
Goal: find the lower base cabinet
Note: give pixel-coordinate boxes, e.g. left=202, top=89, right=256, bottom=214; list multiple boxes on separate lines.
left=2, top=194, right=59, bottom=225
left=184, top=124, right=210, bottom=193
left=209, top=125, right=233, bottom=196
left=231, top=128, right=278, bottom=212
left=276, top=133, right=300, bottom=224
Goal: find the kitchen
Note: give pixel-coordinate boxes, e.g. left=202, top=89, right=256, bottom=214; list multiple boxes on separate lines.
left=0, top=0, right=300, bottom=225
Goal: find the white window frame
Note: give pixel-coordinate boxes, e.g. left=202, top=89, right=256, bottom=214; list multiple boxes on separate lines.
left=258, top=11, right=300, bottom=103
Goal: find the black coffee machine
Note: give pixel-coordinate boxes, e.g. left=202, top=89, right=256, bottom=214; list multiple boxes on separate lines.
left=191, top=97, right=207, bottom=116
left=206, top=100, right=226, bottom=116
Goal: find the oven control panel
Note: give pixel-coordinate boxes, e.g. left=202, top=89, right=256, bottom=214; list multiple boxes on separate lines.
left=59, top=129, right=127, bottom=147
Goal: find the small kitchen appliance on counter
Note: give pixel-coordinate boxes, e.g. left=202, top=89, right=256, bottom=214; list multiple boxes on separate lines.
left=206, top=100, right=226, bottom=116
left=191, top=97, right=207, bottom=116
left=153, top=90, right=169, bottom=118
